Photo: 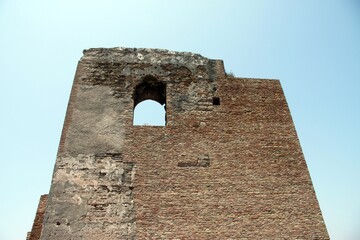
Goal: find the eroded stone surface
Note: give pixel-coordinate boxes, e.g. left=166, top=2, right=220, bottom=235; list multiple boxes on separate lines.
left=41, top=154, right=135, bottom=239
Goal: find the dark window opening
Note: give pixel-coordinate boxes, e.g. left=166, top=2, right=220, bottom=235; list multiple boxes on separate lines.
left=213, top=97, right=220, bottom=105
left=133, top=76, right=166, bottom=126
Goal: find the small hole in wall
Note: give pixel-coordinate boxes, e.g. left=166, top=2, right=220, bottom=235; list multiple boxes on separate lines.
left=213, top=97, right=220, bottom=105
left=56, top=222, right=61, bottom=226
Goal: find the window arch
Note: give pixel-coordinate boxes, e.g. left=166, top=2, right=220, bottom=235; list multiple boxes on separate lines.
left=133, top=100, right=166, bottom=126
left=133, top=76, right=166, bottom=126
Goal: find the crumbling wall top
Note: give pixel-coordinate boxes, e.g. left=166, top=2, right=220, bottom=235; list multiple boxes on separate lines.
left=81, top=47, right=211, bottom=66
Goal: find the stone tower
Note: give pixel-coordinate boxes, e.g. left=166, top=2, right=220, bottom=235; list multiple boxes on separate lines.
left=39, top=47, right=329, bottom=239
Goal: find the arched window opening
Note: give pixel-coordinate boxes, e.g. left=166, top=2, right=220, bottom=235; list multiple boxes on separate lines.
left=133, top=76, right=166, bottom=126
left=133, top=100, right=166, bottom=126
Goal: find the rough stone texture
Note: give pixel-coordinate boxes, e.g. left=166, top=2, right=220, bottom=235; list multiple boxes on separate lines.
left=40, top=47, right=329, bottom=239
left=28, top=194, right=48, bottom=240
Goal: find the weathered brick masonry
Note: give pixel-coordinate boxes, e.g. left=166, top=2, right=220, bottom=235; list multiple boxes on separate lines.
left=27, top=194, right=48, bottom=240
left=38, top=47, right=329, bottom=239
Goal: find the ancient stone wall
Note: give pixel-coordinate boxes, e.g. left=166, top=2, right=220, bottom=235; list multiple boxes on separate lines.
left=40, top=48, right=329, bottom=239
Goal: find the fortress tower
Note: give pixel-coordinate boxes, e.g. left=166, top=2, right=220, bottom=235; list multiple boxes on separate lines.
left=36, top=47, right=328, bottom=239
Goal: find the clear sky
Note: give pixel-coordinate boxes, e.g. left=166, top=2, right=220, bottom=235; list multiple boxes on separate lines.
left=1, top=1, right=359, bottom=239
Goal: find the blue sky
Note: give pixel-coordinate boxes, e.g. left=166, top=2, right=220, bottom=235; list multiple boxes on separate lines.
left=1, top=1, right=359, bottom=239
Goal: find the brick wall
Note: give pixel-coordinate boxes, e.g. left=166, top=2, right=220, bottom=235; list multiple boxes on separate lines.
left=28, top=194, right=48, bottom=240
left=40, top=48, right=329, bottom=239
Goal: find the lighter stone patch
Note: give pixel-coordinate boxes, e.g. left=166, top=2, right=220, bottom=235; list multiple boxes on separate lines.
left=65, top=86, right=125, bottom=156
left=137, top=53, right=144, bottom=60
